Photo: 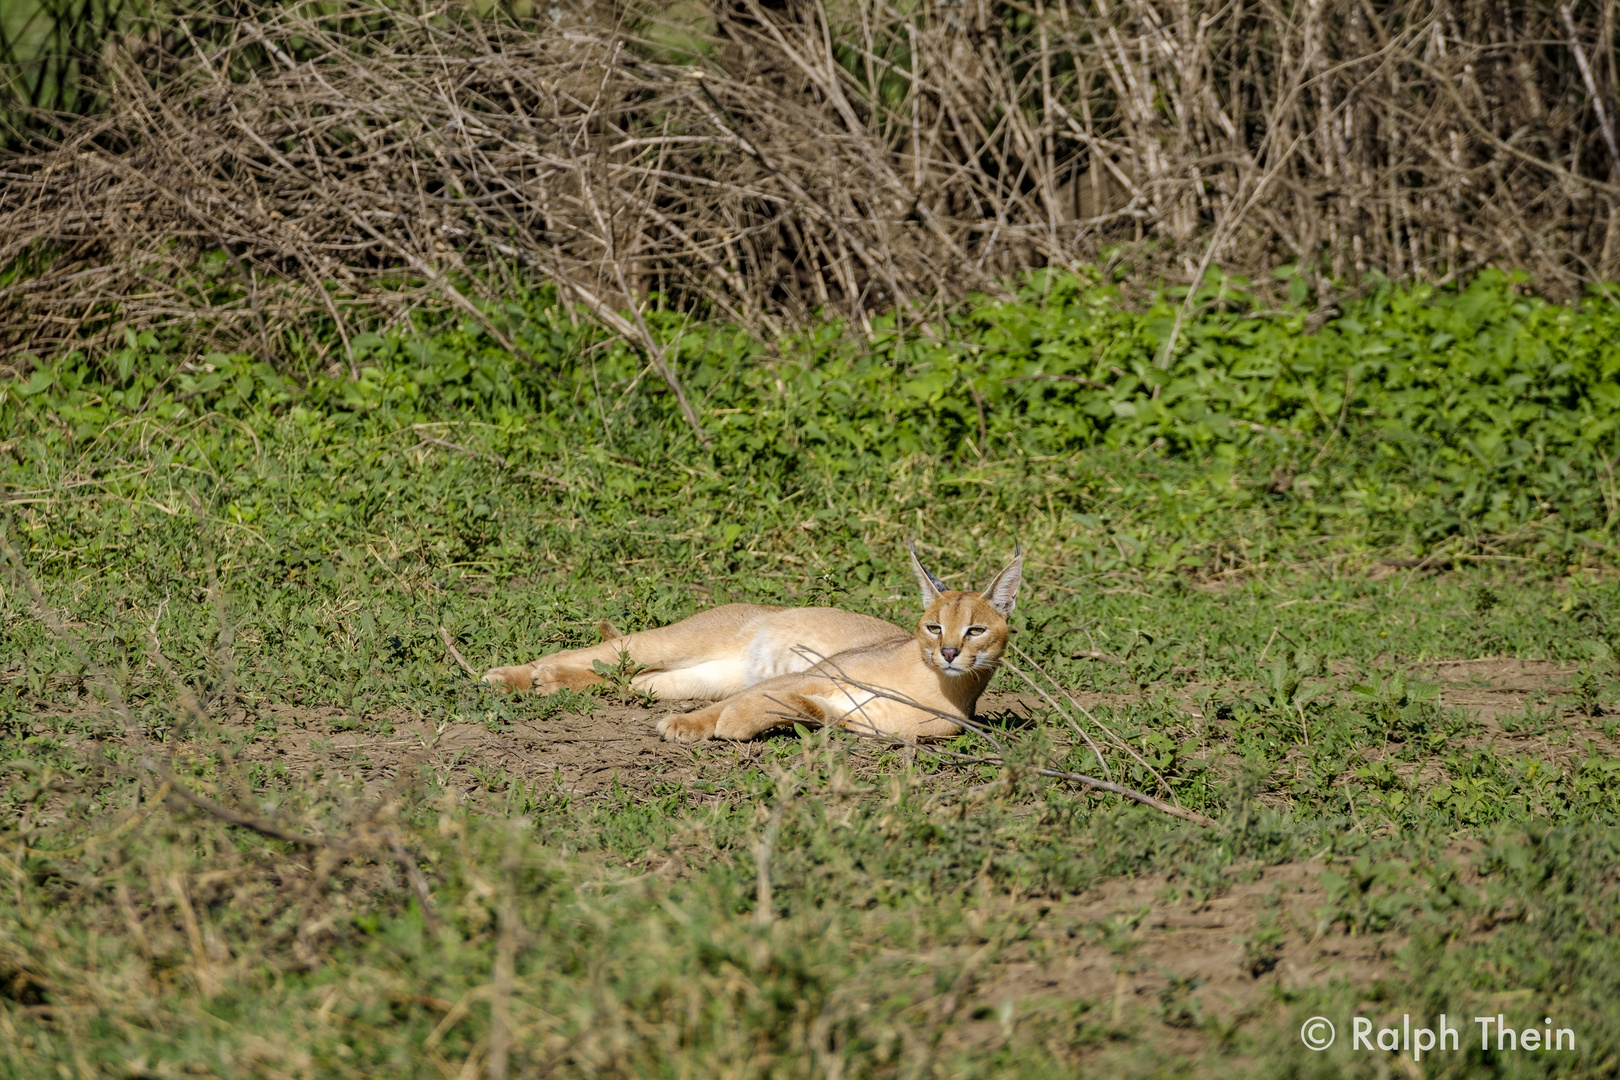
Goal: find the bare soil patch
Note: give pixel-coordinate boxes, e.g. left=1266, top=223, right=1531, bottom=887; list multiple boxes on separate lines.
left=1421, top=657, right=1617, bottom=764
left=946, top=857, right=1395, bottom=1064
left=28, top=689, right=1046, bottom=805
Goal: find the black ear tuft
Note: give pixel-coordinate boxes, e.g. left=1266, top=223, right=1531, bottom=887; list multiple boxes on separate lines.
left=908, top=542, right=947, bottom=607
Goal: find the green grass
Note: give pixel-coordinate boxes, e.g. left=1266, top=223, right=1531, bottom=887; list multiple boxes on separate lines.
left=3, top=267, right=1620, bottom=1077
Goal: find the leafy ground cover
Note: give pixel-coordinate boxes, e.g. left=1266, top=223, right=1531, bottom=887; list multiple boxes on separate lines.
left=3, top=269, right=1620, bottom=1077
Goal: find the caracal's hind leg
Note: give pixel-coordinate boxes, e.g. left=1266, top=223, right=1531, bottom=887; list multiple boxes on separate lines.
left=482, top=630, right=622, bottom=693
left=484, top=637, right=640, bottom=694
left=658, top=685, right=830, bottom=743
left=484, top=604, right=775, bottom=697
left=482, top=621, right=615, bottom=692
left=483, top=658, right=607, bottom=694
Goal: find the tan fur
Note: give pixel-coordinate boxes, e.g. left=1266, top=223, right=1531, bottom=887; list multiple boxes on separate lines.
left=482, top=547, right=1023, bottom=742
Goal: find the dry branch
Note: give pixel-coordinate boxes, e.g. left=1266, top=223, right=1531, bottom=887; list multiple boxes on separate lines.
left=2, top=0, right=1617, bottom=370
left=783, top=645, right=1214, bottom=828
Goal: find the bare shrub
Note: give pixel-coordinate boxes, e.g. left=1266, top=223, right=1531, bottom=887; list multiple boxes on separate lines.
left=1, top=0, right=1617, bottom=376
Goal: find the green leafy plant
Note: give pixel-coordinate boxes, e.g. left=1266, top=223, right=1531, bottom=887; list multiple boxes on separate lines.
left=592, top=650, right=654, bottom=706
left=1352, top=672, right=1441, bottom=743
left=1573, top=670, right=1606, bottom=717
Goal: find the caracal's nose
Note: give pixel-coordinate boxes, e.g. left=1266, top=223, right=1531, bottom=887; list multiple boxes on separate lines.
left=940, top=646, right=960, bottom=663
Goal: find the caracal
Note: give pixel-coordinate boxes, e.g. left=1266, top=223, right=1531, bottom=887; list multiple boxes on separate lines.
left=483, top=546, right=1023, bottom=742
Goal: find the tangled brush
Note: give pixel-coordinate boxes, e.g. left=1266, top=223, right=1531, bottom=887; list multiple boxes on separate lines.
left=1, top=0, right=1617, bottom=390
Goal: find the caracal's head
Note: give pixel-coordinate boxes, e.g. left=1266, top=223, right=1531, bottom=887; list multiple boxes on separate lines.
left=908, top=544, right=1023, bottom=680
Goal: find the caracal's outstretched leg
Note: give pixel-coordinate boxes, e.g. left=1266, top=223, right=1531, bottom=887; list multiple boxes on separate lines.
left=483, top=603, right=785, bottom=698
left=656, top=674, right=967, bottom=743
left=657, top=686, right=832, bottom=743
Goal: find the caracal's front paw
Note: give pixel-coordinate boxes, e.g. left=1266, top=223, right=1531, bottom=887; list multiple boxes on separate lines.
left=657, top=708, right=719, bottom=743
left=483, top=665, right=534, bottom=692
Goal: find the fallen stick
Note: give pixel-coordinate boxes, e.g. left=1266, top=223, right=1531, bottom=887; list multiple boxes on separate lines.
left=440, top=626, right=479, bottom=679
left=780, top=647, right=1214, bottom=828
left=1026, top=765, right=1216, bottom=827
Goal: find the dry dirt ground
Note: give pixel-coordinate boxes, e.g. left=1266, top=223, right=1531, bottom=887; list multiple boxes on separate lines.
left=952, top=856, right=1395, bottom=1058
left=25, top=657, right=1594, bottom=1058
left=128, top=657, right=1595, bottom=804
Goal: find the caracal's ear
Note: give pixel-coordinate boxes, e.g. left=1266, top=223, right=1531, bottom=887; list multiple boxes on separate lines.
left=909, top=542, right=948, bottom=608
left=980, top=543, right=1023, bottom=617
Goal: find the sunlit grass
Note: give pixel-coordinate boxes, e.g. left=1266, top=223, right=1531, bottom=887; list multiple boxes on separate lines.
left=2, top=270, right=1618, bottom=1076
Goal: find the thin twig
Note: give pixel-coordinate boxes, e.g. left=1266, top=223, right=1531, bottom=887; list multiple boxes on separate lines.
left=1000, top=658, right=1112, bottom=782
left=771, top=646, right=1208, bottom=826
left=440, top=626, right=479, bottom=679
left=1560, top=2, right=1620, bottom=178
left=1007, top=644, right=1177, bottom=802
left=1309, top=370, right=1355, bottom=469
left=152, top=760, right=334, bottom=848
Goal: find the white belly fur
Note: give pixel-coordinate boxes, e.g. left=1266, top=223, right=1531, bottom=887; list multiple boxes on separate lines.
left=639, top=638, right=824, bottom=700
left=743, top=630, right=821, bottom=684
left=630, top=609, right=906, bottom=705
left=633, top=659, right=750, bottom=700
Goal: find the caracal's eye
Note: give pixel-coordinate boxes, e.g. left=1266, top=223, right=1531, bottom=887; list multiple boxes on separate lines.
left=965, top=626, right=986, bottom=637
left=925, top=624, right=942, bottom=635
